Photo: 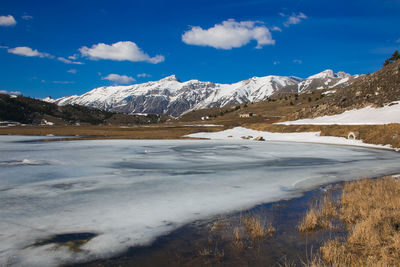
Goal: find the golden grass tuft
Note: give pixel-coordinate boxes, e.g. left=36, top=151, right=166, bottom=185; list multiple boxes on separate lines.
left=229, top=215, right=275, bottom=249
left=266, top=223, right=276, bottom=236
left=298, top=194, right=338, bottom=232
left=232, top=227, right=244, bottom=249
left=242, top=215, right=266, bottom=240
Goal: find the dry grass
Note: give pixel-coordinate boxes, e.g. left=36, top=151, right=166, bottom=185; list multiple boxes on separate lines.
left=298, top=194, right=338, bottom=232
left=242, top=215, right=267, bottom=240
left=300, top=177, right=400, bottom=266
left=0, top=124, right=226, bottom=140
left=232, top=227, right=244, bottom=250
left=228, top=215, right=275, bottom=250
left=321, top=177, right=400, bottom=266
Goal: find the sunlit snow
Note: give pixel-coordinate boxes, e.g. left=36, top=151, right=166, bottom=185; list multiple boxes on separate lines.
left=276, top=101, right=400, bottom=125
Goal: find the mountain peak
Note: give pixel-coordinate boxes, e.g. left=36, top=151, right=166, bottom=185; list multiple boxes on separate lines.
left=42, top=96, right=55, bottom=103
left=160, top=75, right=181, bottom=82
left=307, top=69, right=335, bottom=80
left=336, top=71, right=351, bottom=79
left=50, top=70, right=359, bottom=117
left=306, top=69, right=351, bottom=80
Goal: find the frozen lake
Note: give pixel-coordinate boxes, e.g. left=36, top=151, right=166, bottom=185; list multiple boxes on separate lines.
left=1, top=136, right=400, bottom=266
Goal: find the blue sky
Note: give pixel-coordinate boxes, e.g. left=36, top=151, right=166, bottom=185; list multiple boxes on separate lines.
left=1, top=0, right=400, bottom=98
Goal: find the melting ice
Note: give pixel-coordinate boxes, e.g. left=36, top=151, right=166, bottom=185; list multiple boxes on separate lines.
left=1, top=136, right=400, bottom=266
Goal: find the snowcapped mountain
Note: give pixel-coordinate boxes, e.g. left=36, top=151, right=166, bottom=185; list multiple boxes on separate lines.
left=46, top=70, right=359, bottom=117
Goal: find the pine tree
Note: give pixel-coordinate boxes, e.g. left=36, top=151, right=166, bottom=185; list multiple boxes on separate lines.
left=383, top=50, right=400, bottom=66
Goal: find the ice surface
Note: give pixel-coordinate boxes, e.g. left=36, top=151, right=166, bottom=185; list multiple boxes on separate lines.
left=1, top=136, right=400, bottom=266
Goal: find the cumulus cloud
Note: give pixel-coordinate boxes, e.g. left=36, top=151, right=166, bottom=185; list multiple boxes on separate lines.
left=79, top=41, right=165, bottom=64
left=182, top=19, right=275, bottom=49
left=21, top=15, right=33, bottom=20
left=57, top=57, right=83, bottom=64
left=293, top=59, right=303, bottom=64
left=102, top=74, right=136, bottom=84
left=7, top=46, right=54, bottom=58
left=137, top=73, right=151, bottom=78
left=284, top=12, right=307, bottom=27
left=67, top=69, right=77, bottom=74
left=0, top=15, right=17, bottom=26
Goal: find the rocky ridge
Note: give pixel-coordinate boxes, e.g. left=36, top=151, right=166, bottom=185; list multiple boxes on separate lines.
left=45, top=70, right=359, bottom=117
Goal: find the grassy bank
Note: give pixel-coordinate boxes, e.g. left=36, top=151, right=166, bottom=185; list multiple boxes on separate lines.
left=300, top=176, right=400, bottom=266
left=0, top=124, right=227, bottom=140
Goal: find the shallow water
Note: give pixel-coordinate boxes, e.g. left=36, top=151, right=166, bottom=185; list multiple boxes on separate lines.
left=1, top=136, right=400, bottom=266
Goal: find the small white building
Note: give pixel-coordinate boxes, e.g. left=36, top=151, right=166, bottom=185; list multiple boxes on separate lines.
left=239, top=113, right=256, bottom=118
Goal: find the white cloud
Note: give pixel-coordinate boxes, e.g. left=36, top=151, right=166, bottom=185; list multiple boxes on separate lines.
left=0, top=15, right=17, bottom=26
left=6, top=46, right=84, bottom=65
left=293, top=59, right=303, bottom=64
left=21, top=15, right=33, bottom=20
left=68, top=54, right=79, bottom=60
left=137, top=73, right=151, bottom=78
left=53, top=81, right=75, bottom=84
left=271, top=26, right=282, bottom=32
left=102, top=74, right=136, bottom=84
left=79, top=41, right=164, bottom=64
left=57, top=57, right=83, bottom=64
left=67, top=69, right=77, bottom=74
left=0, top=45, right=9, bottom=49
left=273, top=61, right=280, bottom=65
left=182, top=19, right=275, bottom=49
left=284, top=12, right=307, bottom=27
left=0, top=90, right=21, bottom=95
left=7, top=46, right=54, bottom=58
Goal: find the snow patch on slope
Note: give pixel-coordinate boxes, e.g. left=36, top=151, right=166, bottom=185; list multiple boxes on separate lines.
left=276, top=102, right=400, bottom=125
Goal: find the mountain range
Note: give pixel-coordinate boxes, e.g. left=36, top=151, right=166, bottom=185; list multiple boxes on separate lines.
left=44, top=70, right=360, bottom=117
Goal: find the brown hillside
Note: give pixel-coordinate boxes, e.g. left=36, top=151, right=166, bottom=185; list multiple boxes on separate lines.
left=287, top=59, right=400, bottom=121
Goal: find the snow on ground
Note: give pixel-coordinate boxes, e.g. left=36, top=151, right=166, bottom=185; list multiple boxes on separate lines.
left=322, top=89, right=336, bottom=95
left=276, top=101, right=400, bottom=125
left=186, top=126, right=393, bottom=150
left=183, top=124, right=224, bottom=127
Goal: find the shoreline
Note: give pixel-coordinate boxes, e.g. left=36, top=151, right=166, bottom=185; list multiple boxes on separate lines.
left=0, top=129, right=397, bottom=152
left=73, top=182, right=345, bottom=266
left=73, top=174, right=400, bottom=266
